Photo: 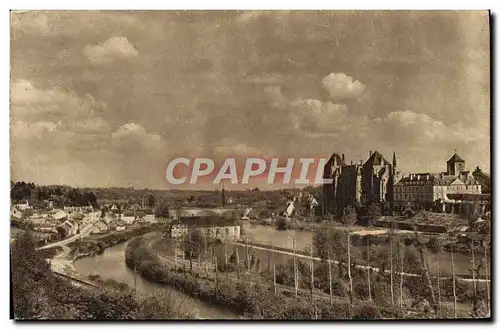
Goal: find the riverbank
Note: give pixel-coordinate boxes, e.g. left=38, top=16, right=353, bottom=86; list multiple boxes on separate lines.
left=244, top=219, right=488, bottom=255
left=155, top=229, right=490, bottom=318
left=241, top=222, right=490, bottom=279
left=125, top=234, right=410, bottom=319
left=11, top=231, right=197, bottom=320
left=41, top=222, right=165, bottom=283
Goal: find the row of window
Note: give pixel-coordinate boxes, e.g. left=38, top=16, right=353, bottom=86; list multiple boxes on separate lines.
left=394, top=186, right=433, bottom=193
left=394, top=193, right=433, bottom=201
left=395, top=185, right=480, bottom=193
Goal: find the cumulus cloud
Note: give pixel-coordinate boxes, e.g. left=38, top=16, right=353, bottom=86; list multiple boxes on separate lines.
left=83, top=36, right=139, bottom=65
left=112, top=122, right=164, bottom=150
left=11, top=79, right=106, bottom=122
left=290, top=98, right=349, bottom=133
left=322, top=73, right=366, bottom=100
left=10, top=78, right=113, bottom=160
left=70, top=116, right=111, bottom=133
left=376, top=110, right=451, bottom=142
left=11, top=120, right=57, bottom=141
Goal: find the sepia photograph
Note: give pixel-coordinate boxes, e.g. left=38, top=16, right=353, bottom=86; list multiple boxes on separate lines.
left=9, top=10, right=491, bottom=320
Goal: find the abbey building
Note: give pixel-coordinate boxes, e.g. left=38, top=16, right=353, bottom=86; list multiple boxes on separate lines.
left=323, top=151, right=485, bottom=216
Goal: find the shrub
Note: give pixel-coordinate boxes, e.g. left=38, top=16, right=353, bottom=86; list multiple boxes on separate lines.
left=352, top=302, right=382, bottom=319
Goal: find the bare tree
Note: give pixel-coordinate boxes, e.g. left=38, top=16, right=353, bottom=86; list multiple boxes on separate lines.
left=399, top=242, right=404, bottom=314
left=389, top=219, right=395, bottom=306
left=310, top=230, right=314, bottom=302
left=328, top=248, right=333, bottom=305
left=347, top=232, right=353, bottom=311
left=451, top=243, right=457, bottom=319
left=236, top=244, right=240, bottom=281
left=413, top=229, right=437, bottom=316
left=293, top=235, right=298, bottom=297
left=366, top=234, right=372, bottom=302
left=470, top=235, right=478, bottom=317
left=272, top=244, right=277, bottom=296
left=484, top=242, right=490, bottom=315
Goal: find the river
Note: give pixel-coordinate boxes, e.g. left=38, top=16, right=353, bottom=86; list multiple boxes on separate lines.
left=73, top=238, right=239, bottom=319
left=240, top=223, right=489, bottom=277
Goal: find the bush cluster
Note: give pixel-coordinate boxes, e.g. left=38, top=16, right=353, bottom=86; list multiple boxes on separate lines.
left=11, top=231, right=194, bottom=319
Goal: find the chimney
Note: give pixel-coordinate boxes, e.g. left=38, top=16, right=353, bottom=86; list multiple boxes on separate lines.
left=342, top=153, right=345, bottom=163
left=369, top=150, right=373, bottom=157
left=350, top=160, right=353, bottom=165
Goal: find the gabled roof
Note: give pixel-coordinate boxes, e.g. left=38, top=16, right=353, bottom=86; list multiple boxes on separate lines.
left=326, top=153, right=343, bottom=166
left=177, top=215, right=238, bottom=228
left=364, top=150, right=390, bottom=167
left=447, top=153, right=465, bottom=163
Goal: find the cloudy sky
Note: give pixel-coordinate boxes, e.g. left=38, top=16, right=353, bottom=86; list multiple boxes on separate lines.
left=10, top=11, right=490, bottom=189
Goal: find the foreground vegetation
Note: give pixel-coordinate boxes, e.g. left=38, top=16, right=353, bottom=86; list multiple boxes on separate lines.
left=10, top=231, right=195, bottom=319
left=127, top=235, right=411, bottom=319
left=136, top=226, right=490, bottom=319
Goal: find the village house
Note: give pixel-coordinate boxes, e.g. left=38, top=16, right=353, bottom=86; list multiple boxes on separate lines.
left=14, top=200, right=32, bottom=211
left=59, top=219, right=79, bottom=237
left=168, top=215, right=240, bottom=242
left=90, top=220, right=109, bottom=234
left=63, top=206, right=93, bottom=213
left=51, top=209, right=68, bottom=221
left=10, top=208, right=23, bottom=220
left=69, top=212, right=85, bottom=221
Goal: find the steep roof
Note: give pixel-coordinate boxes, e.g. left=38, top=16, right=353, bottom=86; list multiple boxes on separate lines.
left=395, top=173, right=468, bottom=186
left=364, top=150, right=391, bottom=167
left=326, top=153, right=343, bottom=166
left=447, top=153, right=465, bottom=163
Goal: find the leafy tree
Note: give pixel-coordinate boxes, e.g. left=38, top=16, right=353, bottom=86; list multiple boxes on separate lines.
left=341, top=205, right=357, bottom=226
left=313, top=227, right=348, bottom=262
left=155, top=203, right=170, bottom=219
left=183, top=229, right=205, bottom=259
left=426, top=237, right=442, bottom=254
left=147, top=194, right=156, bottom=208
left=359, top=202, right=382, bottom=226
left=11, top=231, right=57, bottom=319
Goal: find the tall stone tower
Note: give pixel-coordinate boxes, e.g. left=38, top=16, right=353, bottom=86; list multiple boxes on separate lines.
left=392, top=151, right=397, bottom=176
left=446, top=152, right=465, bottom=176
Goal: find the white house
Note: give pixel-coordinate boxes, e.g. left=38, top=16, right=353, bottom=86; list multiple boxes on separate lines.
left=11, top=208, right=23, bottom=220
left=91, top=221, right=109, bottom=234
left=60, top=220, right=79, bottom=237
left=52, top=210, right=68, bottom=221
left=15, top=200, right=32, bottom=211
left=283, top=201, right=295, bottom=218
left=122, top=216, right=136, bottom=225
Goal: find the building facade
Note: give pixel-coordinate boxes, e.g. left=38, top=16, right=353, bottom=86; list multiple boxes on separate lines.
left=323, top=150, right=400, bottom=216
left=393, top=153, right=482, bottom=212
left=168, top=215, right=241, bottom=241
